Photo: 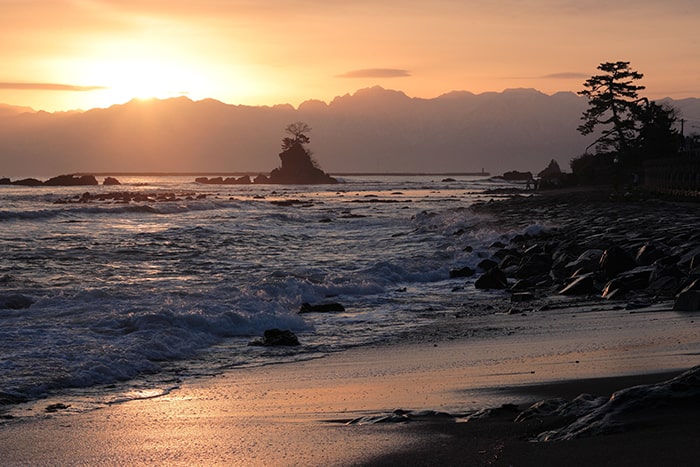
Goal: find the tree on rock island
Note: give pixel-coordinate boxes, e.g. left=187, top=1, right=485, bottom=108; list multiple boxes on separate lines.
left=266, top=121, right=338, bottom=184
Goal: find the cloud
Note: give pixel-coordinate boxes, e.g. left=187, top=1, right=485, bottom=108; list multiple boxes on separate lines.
left=337, top=68, right=411, bottom=78
left=539, top=72, right=589, bottom=80
left=0, top=83, right=106, bottom=92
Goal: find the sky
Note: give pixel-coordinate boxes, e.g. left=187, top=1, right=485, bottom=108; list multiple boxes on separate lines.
left=1, top=0, right=699, bottom=112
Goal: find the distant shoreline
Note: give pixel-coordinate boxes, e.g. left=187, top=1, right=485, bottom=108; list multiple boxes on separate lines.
left=74, top=171, right=491, bottom=177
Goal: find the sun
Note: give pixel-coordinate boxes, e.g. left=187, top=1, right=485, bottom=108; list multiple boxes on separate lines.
left=82, top=58, right=213, bottom=108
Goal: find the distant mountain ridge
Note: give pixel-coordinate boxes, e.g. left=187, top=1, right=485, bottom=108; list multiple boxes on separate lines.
left=1, top=87, right=699, bottom=177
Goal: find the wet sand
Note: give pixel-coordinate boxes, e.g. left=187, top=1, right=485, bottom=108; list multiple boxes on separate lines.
left=2, top=187, right=700, bottom=466
left=1, top=301, right=698, bottom=466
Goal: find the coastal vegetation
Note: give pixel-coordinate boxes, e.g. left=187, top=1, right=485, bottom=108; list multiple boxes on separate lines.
left=571, top=61, right=684, bottom=187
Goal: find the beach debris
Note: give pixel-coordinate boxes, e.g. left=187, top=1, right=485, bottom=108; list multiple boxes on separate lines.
left=298, top=302, right=345, bottom=314
left=464, top=403, right=520, bottom=420
left=45, top=403, right=71, bottom=413
left=520, top=365, right=700, bottom=441
left=515, top=394, right=605, bottom=423
left=345, top=409, right=454, bottom=425
left=248, top=328, right=300, bottom=347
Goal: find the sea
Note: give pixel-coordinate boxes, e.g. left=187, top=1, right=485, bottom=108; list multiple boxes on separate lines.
left=0, top=174, right=522, bottom=413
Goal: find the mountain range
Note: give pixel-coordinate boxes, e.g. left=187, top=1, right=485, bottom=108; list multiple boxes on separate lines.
left=1, top=87, right=699, bottom=178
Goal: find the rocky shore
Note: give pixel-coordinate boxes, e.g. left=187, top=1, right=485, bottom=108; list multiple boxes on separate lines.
left=468, top=187, right=700, bottom=312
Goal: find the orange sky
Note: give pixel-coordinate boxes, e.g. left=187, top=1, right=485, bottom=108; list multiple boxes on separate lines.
left=1, top=0, right=699, bottom=112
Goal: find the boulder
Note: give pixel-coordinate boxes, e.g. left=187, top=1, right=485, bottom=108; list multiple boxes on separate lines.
left=253, top=174, right=270, bottom=184
left=673, top=280, right=700, bottom=311
left=0, top=294, right=34, bottom=309
left=299, top=302, right=345, bottom=313
left=500, top=170, right=533, bottom=181
left=515, top=253, right=553, bottom=279
left=475, top=267, right=508, bottom=290
left=44, top=174, right=99, bottom=186
left=565, top=249, right=604, bottom=276
left=559, top=273, right=595, bottom=296
left=601, top=266, right=655, bottom=298
left=477, top=259, right=498, bottom=271
left=635, top=242, right=666, bottom=266
left=103, top=177, right=121, bottom=186
left=248, top=329, right=300, bottom=346
left=0, top=177, right=11, bottom=185
left=12, top=178, right=43, bottom=186
left=449, top=266, right=475, bottom=278
left=599, top=246, right=636, bottom=279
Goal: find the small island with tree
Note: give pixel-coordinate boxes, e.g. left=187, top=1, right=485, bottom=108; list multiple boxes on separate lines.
left=259, top=122, right=338, bottom=185
left=196, top=122, right=338, bottom=185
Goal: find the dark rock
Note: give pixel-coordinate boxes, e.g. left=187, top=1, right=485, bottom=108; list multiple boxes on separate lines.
left=253, top=174, right=270, bottom=184
left=601, top=266, right=654, bottom=298
left=249, top=329, right=300, bottom=346
left=0, top=177, right=11, bottom=185
left=477, top=259, right=498, bottom=271
left=45, top=403, right=71, bottom=413
left=635, top=242, right=666, bottom=266
left=449, top=266, right=475, bottom=278
left=270, top=199, right=307, bottom=207
left=510, top=278, right=536, bottom=291
left=299, top=302, right=346, bottom=313
left=500, top=170, right=533, bottom=181
left=515, top=253, right=553, bottom=279
left=0, top=294, right=34, bottom=309
left=511, top=292, right=536, bottom=302
left=44, top=174, right=99, bottom=186
left=648, top=265, right=685, bottom=297
left=565, top=249, right=604, bottom=276
left=475, top=267, right=508, bottom=290
left=264, top=142, right=338, bottom=185
left=673, top=280, right=700, bottom=311
left=194, top=177, right=210, bottom=184
left=538, top=159, right=563, bottom=188
left=599, top=246, right=636, bottom=279
left=103, top=177, right=121, bottom=186
left=12, top=178, right=43, bottom=186
left=559, top=273, right=595, bottom=296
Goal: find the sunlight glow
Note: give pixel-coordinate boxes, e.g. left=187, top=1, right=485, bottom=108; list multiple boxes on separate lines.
left=80, top=58, right=212, bottom=107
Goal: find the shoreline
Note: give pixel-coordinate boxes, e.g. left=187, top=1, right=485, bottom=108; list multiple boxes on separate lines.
left=1, top=301, right=697, bottom=466
left=2, top=187, right=699, bottom=465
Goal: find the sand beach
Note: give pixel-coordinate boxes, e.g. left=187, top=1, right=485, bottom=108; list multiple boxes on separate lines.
left=2, top=187, right=699, bottom=466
